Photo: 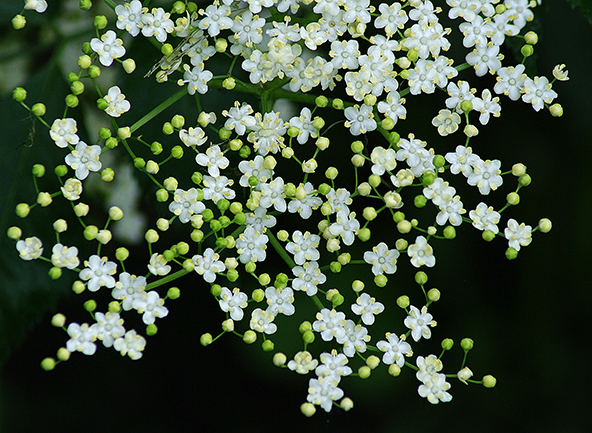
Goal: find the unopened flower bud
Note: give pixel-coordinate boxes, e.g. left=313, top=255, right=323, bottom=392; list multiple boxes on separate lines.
left=358, top=366, right=371, bottom=379
left=461, top=338, right=474, bottom=351
left=538, top=218, right=552, bottom=233
left=200, top=333, right=213, bottom=346
left=357, top=182, right=371, bottom=196
left=243, top=330, right=257, bottom=344
left=397, top=295, right=410, bottom=309
left=482, top=375, right=496, bottom=388
left=458, top=367, right=474, bottom=385
left=441, top=338, right=454, bottom=351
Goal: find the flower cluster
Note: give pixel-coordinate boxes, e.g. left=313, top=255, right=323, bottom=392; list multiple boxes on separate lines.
left=8, top=0, right=563, bottom=417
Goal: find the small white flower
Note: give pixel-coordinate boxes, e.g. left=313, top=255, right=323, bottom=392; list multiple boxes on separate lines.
left=351, top=293, right=385, bottom=325
left=132, top=290, right=168, bottom=325
left=418, top=373, right=452, bottom=404
left=376, top=333, right=412, bottom=367
left=169, top=188, right=206, bottom=223
left=114, top=330, right=146, bottom=360
left=307, top=376, right=344, bottom=412
left=66, top=322, right=97, bottom=355
left=504, top=218, right=532, bottom=251
left=90, top=30, right=126, bottom=67
left=292, top=261, right=326, bottom=296
left=16, top=237, right=43, bottom=260
left=468, top=158, right=503, bottom=195
left=265, top=286, right=295, bottom=316
left=192, top=248, right=225, bottom=283
left=249, top=308, right=277, bottom=334
left=49, top=118, right=79, bottom=148
left=236, top=226, right=268, bottom=263
left=91, top=312, right=125, bottom=348
left=363, top=242, right=399, bottom=275
left=404, top=305, right=436, bottom=342
left=315, top=350, right=352, bottom=380
left=338, top=319, right=370, bottom=357
left=407, top=236, right=435, bottom=268
left=470, top=202, right=501, bottom=234
left=141, top=7, right=174, bottom=42
left=219, top=287, right=249, bottom=321
left=115, top=0, right=145, bottom=37
left=112, top=273, right=147, bottom=311
left=61, top=178, right=83, bottom=201
left=79, top=255, right=117, bottom=292
left=24, top=0, right=47, bottom=13
left=104, top=86, right=131, bottom=118
left=147, top=253, right=171, bottom=276
left=344, top=104, right=376, bottom=136
left=288, top=350, right=318, bottom=374
left=51, top=243, right=79, bottom=269
left=179, top=127, right=207, bottom=147
left=65, top=142, right=102, bottom=180
left=195, top=144, right=229, bottom=177
left=286, top=230, right=320, bottom=265
left=313, top=308, right=346, bottom=342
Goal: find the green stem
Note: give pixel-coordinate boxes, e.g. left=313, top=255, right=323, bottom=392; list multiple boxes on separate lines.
left=146, top=268, right=190, bottom=291
left=130, top=88, right=187, bottom=133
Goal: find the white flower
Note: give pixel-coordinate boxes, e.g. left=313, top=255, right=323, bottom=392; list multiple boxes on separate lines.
left=313, top=308, right=346, bottom=342
left=445, top=145, right=478, bottom=176
left=258, top=178, right=286, bottom=212
left=504, top=218, right=532, bottom=251
left=147, top=253, right=171, bottom=276
left=236, top=226, right=268, bottom=263
left=112, top=273, right=147, bottom=311
left=141, top=7, right=174, bottom=42
left=370, top=146, right=397, bottom=176
left=404, top=305, right=436, bottom=342
left=328, top=210, right=360, bottom=246
left=90, top=30, right=126, bottom=67
left=49, top=118, right=79, bottom=148
left=91, top=312, right=125, bottom=348
left=364, top=242, right=399, bottom=275
left=198, top=2, right=233, bottom=37
left=61, top=178, right=83, bottom=201
left=51, top=243, right=79, bottom=269
left=292, top=261, right=326, bottom=296
left=466, top=44, right=502, bottom=77
left=286, top=230, right=320, bottom=265
left=338, top=319, right=370, bottom=357
left=522, top=76, right=557, bottom=112
left=79, top=255, right=117, bottom=292
left=418, top=373, right=452, bottom=404
left=289, top=107, right=318, bottom=144
left=432, top=109, right=461, bottom=136
left=250, top=308, right=277, bottom=334
left=469, top=202, right=501, bottom=234
left=265, top=286, right=295, bottom=316
left=114, top=330, right=146, bottom=360
left=376, top=333, right=412, bottom=367
left=245, top=206, right=277, bottom=232
left=115, top=0, right=145, bottom=37
left=288, top=351, right=318, bottom=374
left=288, top=182, right=322, bottom=219
left=307, top=377, right=344, bottom=412
left=132, top=290, right=168, bottom=325
left=192, top=248, right=225, bottom=283
left=24, top=0, right=47, bottom=13
left=219, top=287, right=249, bottom=321
left=407, top=236, right=436, bottom=268
left=104, top=86, right=131, bottom=118
left=223, top=101, right=257, bottom=136
left=179, top=127, right=207, bottom=147
left=467, top=158, right=503, bottom=195
left=351, top=293, right=385, bottom=325
left=494, top=65, right=527, bottom=101
left=65, top=141, right=102, bottom=180
left=472, top=89, right=501, bottom=125
left=202, top=175, right=236, bottom=203
left=16, top=237, right=43, bottom=260
left=344, top=104, right=376, bottom=136
left=180, top=64, right=213, bottom=95
left=315, top=350, right=352, bottom=380
left=66, top=322, right=97, bottom=355
left=169, top=188, right=206, bottom=223
left=416, top=354, right=443, bottom=382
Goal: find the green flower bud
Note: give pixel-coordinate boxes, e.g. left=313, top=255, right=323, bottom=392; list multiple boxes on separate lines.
left=105, top=137, right=118, bottom=149
left=122, top=59, right=136, bottom=74
left=219, top=127, right=232, bottom=141
left=521, top=44, right=534, bottom=58
left=525, top=31, right=538, bottom=45
left=171, top=114, right=185, bottom=129
left=393, top=211, right=405, bottom=223
left=161, top=43, right=174, bottom=56
left=422, top=171, right=436, bottom=186
left=232, top=212, right=246, bottom=225
left=338, top=253, right=351, bottom=265
left=54, top=165, right=68, bottom=177
left=352, top=280, right=364, bottom=293
left=13, top=87, right=27, bottom=102
left=506, top=192, right=520, bottom=205
left=315, top=95, right=329, bottom=107
left=389, top=131, right=400, bottom=144
left=460, top=100, right=473, bottom=113
left=200, top=208, right=213, bottom=222
left=301, top=403, right=316, bottom=417
left=7, top=226, right=22, bottom=240
left=366, top=355, right=380, bottom=369
left=505, top=247, right=518, bottom=260
left=443, top=226, right=456, bottom=239
left=549, top=103, right=563, bottom=117
left=538, top=218, right=552, bottom=233
left=482, top=230, right=495, bottom=242
left=83, top=225, right=98, bottom=240
left=222, top=77, right=236, bottom=90
left=41, top=357, right=56, bottom=371
left=166, top=287, right=180, bottom=300
left=428, top=288, right=440, bottom=302
left=48, top=266, right=62, bottom=280
left=302, top=330, right=315, bottom=344
left=332, top=294, right=345, bottom=308
left=57, top=347, right=70, bottom=362
left=273, top=352, right=287, bottom=367
left=414, top=195, right=427, bottom=208
left=433, top=154, right=446, bottom=168
left=482, top=375, right=496, bottom=388
left=190, top=230, right=203, bottom=243
left=415, top=272, right=428, bottom=285
left=374, top=274, right=388, bottom=287
left=262, top=340, right=274, bottom=352
left=12, top=15, right=26, bottom=30
left=146, top=324, right=158, bottom=336
left=171, top=145, right=184, bottom=159
left=227, top=269, right=239, bottom=282
left=80, top=0, right=92, bottom=10
left=155, top=188, right=169, bottom=202
left=351, top=140, right=364, bottom=154
left=325, top=167, right=338, bottom=180
left=358, top=365, right=371, bottom=379
left=88, top=65, right=101, bottom=78
left=318, top=183, right=331, bottom=195
left=70, top=80, right=85, bottom=95
left=77, top=54, right=92, bottom=69
left=243, top=330, right=257, bottom=344
left=358, top=228, right=371, bottom=242
left=72, top=280, right=85, bottom=294
left=115, top=247, right=129, bottom=261
left=245, top=262, right=257, bottom=274
left=299, top=321, right=312, bottom=333
left=200, top=333, right=213, bottom=346
left=215, top=38, right=228, bottom=53
left=397, top=220, right=411, bottom=234
left=388, top=364, right=401, bottom=377
left=461, top=338, right=474, bottom=351
left=162, top=122, right=174, bottom=135
left=363, top=94, right=377, bottom=106
left=31, top=103, right=46, bottom=117
left=441, top=338, right=454, bottom=351
left=258, top=273, right=271, bottom=286
left=84, top=299, right=97, bottom=312
left=368, top=174, right=381, bottom=188
left=381, top=117, right=395, bottom=130
left=210, top=219, right=222, bottom=232
left=519, top=174, right=532, bottom=187
left=397, top=295, right=410, bottom=309
left=363, top=207, right=377, bottom=221
left=332, top=98, right=344, bottom=110
left=239, top=146, right=251, bottom=158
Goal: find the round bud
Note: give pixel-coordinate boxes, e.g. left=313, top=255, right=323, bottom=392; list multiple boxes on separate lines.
left=51, top=313, right=66, bottom=327
left=122, top=59, right=136, bottom=74
left=366, top=355, right=380, bottom=369
left=57, top=347, right=71, bottom=362
left=109, top=301, right=121, bottom=313
left=219, top=128, right=232, bottom=141
left=374, top=275, right=388, bottom=287
left=243, top=330, right=257, bottom=344
left=215, top=38, right=228, bottom=52
left=222, top=77, right=236, bottom=90
left=368, top=174, right=381, bottom=188
left=415, top=271, right=428, bottom=285
left=381, top=117, right=395, bottom=130
left=506, top=192, right=520, bottom=205
left=239, top=146, right=251, bottom=158
left=315, top=95, right=329, bottom=107
left=397, top=295, right=410, bottom=309
left=77, top=54, right=92, bottom=69
left=538, top=218, right=552, bottom=233
left=155, top=188, right=169, bottom=202
left=338, top=253, right=351, bottom=265
left=461, top=338, right=474, bottom=351
left=505, top=247, right=518, bottom=260
left=302, top=330, right=315, bottom=344
left=351, top=140, right=364, bottom=154
left=12, top=87, right=27, bottom=102
left=12, top=15, right=26, bottom=30
left=520, top=44, right=534, bottom=58
left=357, top=182, right=372, bottom=196
left=145, top=229, right=159, bottom=244
left=200, top=333, right=213, bottom=346
left=172, top=1, right=186, bottom=13
left=397, top=220, right=412, bottom=234
left=414, top=195, right=427, bottom=208
left=72, top=280, right=85, bottom=294
left=301, top=403, right=316, bottom=417
left=101, top=168, right=115, bottom=182
left=41, top=358, right=56, bottom=371
left=482, top=230, right=495, bottom=242
left=37, top=192, right=52, bottom=207
left=83, top=225, right=98, bottom=240
left=428, top=288, right=440, bottom=302
left=525, top=31, right=538, bottom=45
left=96, top=230, right=112, bottom=245
left=7, top=226, right=22, bottom=240
left=146, top=324, right=158, bottom=336
left=363, top=94, right=377, bottom=106
left=341, top=397, right=354, bottom=411
left=84, top=299, right=97, bottom=312
left=482, top=375, right=497, bottom=388
left=316, top=137, right=330, bottom=150
left=441, top=338, right=454, bottom=351
left=171, top=145, right=184, bottom=159
left=358, top=228, right=371, bottom=242
left=15, top=204, right=30, bottom=218
left=273, top=352, right=287, bottom=367
left=433, top=154, right=446, bottom=168
left=222, top=319, right=234, bottom=332
left=351, top=154, right=365, bottom=167
left=393, top=212, right=405, bottom=223
left=330, top=261, right=342, bottom=274
left=422, top=171, right=436, bottom=186
left=49, top=267, right=62, bottom=280
left=519, top=174, right=532, bottom=187
left=313, top=117, right=325, bottom=130
left=115, top=247, right=129, bottom=261
left=443, top=226, right=456, bottom=239
left=88, top=65, right=101, bottom=78
left=258, top=273, right=271, bottom=286
left=262, top=340, right=274, bottom=352
left=299, top=321, right=312, bottom=334
left=407, top=49, right=419, bottom=62
left=108, top=206, right=123, bottom=221
left=54, top=165, right=68, bottom=177
left=332, top=98, right=344, bottom=110
left=388, top=364, right=401, bottom=377
left=358, top=366, right=371, bottom=379
left=210, top=284, right=221, bottom=297
left=512, top=163, right=526, bottom=177
left=171, top=114, right=185, bottom=130
left=31, top=103, right=46, bottom=117
left=549, top=103, right=563, bottom=117
left=325, top=167, right=338, bottom=180
left=94, top=15, right=108, bottom=29
left=464, top=124, right=479, bottom=137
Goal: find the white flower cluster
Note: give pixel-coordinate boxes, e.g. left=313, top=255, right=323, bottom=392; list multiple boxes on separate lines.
left=9, top=0, right=563, bottom=417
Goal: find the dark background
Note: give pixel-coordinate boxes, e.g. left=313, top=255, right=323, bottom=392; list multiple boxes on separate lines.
left=1, top=1, right=591, bottom=432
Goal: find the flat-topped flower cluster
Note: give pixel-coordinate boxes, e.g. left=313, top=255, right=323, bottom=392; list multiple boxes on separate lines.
left=9, top=0, right=563, bottom=416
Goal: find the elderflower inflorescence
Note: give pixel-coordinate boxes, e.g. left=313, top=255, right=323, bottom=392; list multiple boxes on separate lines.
left=10, top=0, right=562, bottom=414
